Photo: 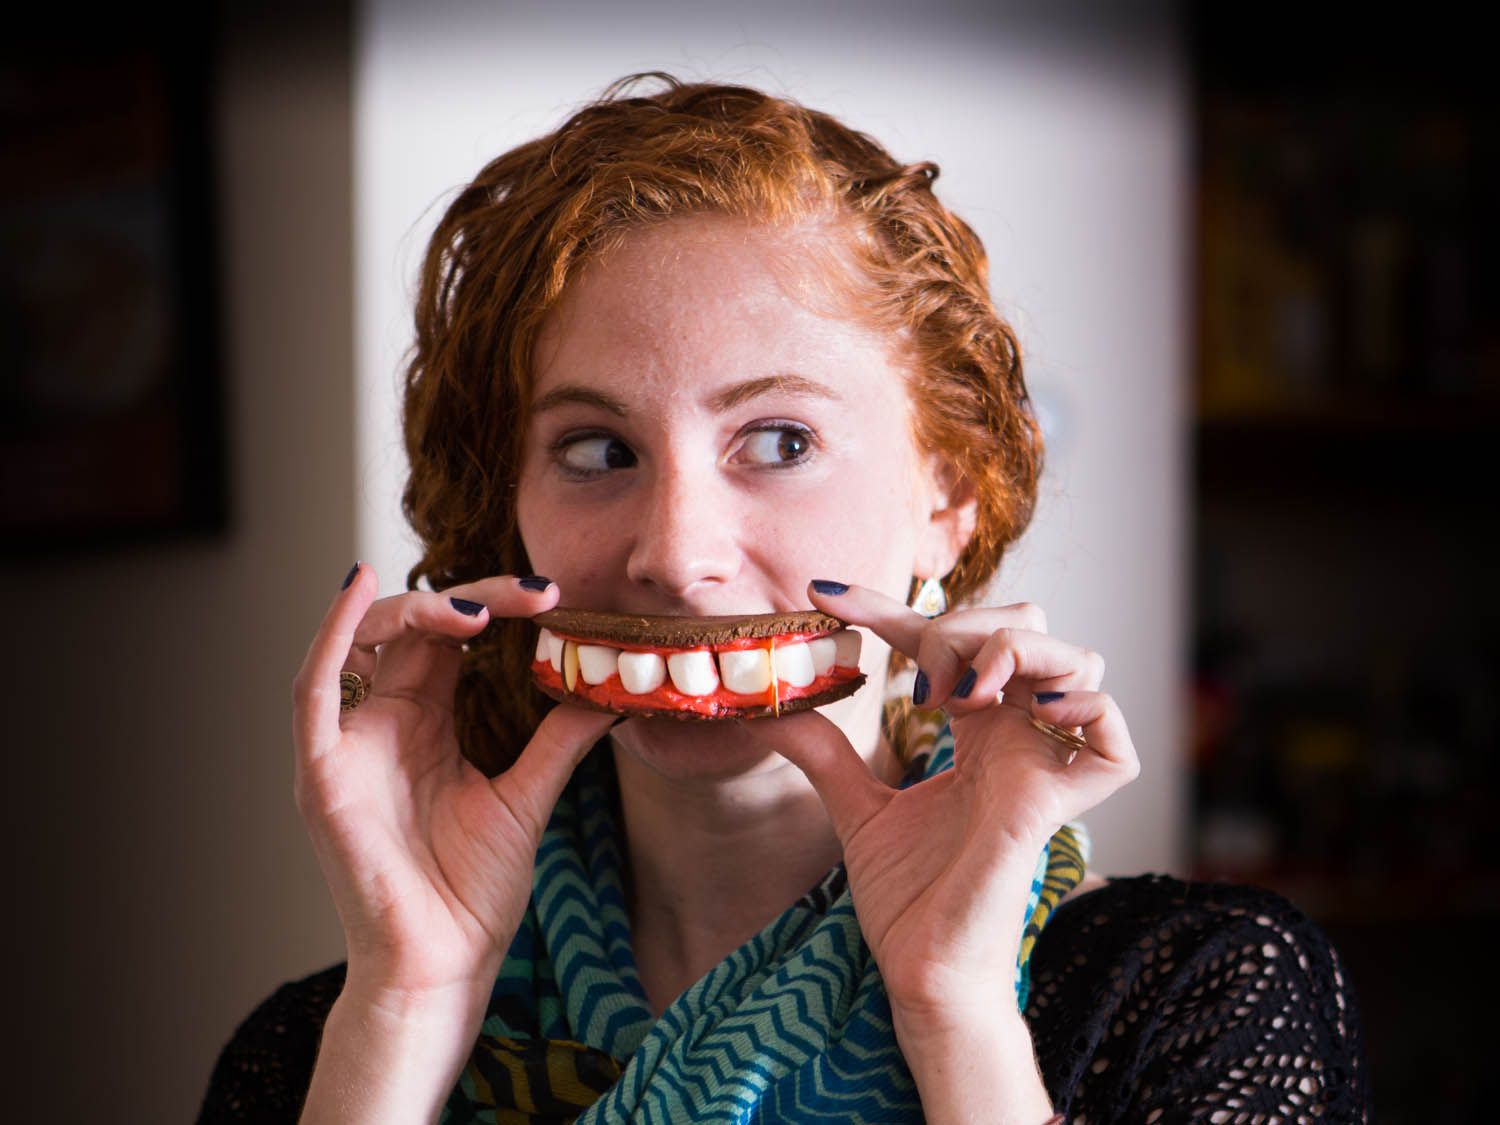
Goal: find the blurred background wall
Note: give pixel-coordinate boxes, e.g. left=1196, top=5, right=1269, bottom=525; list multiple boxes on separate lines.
left=3, top=1, right=1491, bottom=1121
left=2, top=2, right=356, bottom=1119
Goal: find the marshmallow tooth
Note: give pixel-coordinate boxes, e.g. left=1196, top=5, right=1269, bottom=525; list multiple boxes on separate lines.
left=617, top=651, right=667, bottom=695
left=667, top=649, right=719, bottom=696
left=772, top=641, right=815, bottom=688
left=833, top=628, right=862, bottom=668
left=535, top=628, right=553, bottom=663
left=719, top=647, right=772, bottom=694
left=546, top=631, right=565, bottom=672
left=577, top=644, right=619, bottom=686
left=807, top=636, right=837, bottom=676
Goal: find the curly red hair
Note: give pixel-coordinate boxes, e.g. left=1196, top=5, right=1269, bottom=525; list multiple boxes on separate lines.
left=400, top=73, right=1044, bottom=774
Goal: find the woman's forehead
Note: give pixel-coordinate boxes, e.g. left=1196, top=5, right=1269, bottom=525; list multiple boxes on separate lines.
left=530, top=215, right=901, bottom=394
left=558, top=213, right=856, bottom=308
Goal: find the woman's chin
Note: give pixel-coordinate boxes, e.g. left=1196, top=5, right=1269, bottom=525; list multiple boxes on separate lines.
left=609, top=715, right=801, bottom=783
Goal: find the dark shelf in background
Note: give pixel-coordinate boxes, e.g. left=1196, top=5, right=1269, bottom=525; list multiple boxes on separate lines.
left=1192, top=3, right=1498, bottom=104
left=1194, top=395, right=1500, bottom=501
left=1190, top=7, right=1497, bottom=1120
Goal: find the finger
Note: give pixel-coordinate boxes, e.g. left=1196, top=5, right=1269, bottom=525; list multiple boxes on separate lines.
left=925, top=627, right=1097, bottom=714
left=363, top=576, right=560, bottom=703
left=354, top=574, right=557, bottom=649
left=497, top=704, right=621, bottom=832
left=988, top=601, right=1048, bottom=635
left=757, top=710, right=891, bottom=845
left=1009, top=633, right=1104, bottom=696
left=340, top=642, right=377, bottom=681
left=808, top=581, right=1046, bottom=673
left=906, top=610, right=1066, bottom=707
left=366, top=594, right=491, bottom=703
left=1028, top=690, right=1139, bottom=776
left=807, top=580, right=928, bottom=662
left=293, top=561, right=379, bottom=767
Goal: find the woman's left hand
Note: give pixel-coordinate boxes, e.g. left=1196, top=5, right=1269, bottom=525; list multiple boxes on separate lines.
left=771, top=580, right=1140, bottom=1033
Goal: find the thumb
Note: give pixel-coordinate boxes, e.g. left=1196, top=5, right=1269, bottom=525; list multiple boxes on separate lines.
left=498, top=704, right=619, bottom=829
left=763, top=711, right=891, bottom=845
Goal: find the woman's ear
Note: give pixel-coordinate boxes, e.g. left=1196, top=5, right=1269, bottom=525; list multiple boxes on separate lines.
left=913, top=456, right=978, bottom=580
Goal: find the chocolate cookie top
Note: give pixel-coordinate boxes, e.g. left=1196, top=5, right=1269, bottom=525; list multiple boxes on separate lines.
left=532, top=607, right=849, bottom=648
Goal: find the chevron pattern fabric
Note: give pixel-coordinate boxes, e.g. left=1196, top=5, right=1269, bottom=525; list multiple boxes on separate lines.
left=442, top=713, right=1088, bottom=1124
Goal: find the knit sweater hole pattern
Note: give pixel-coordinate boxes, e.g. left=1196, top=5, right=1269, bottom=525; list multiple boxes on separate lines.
left=1022, top=875, right=1369, bottom=1123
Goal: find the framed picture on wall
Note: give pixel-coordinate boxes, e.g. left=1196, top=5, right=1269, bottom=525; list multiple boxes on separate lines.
left=0, top=14, right=227, bottom=554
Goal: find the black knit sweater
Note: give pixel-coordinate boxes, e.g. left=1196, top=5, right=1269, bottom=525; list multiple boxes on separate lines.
left=197, top=874, right=1372, bottom=1122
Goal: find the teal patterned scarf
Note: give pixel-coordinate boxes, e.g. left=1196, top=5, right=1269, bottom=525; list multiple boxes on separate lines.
left=441, top=715, right=1089, bottom=1123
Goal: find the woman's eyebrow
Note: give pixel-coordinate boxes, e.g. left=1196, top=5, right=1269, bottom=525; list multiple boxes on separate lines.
left=531, top=374, right=842, bottom=418
left=530, top=386, right=629, bottom=417
left=707, top=374, right=842, bottom=413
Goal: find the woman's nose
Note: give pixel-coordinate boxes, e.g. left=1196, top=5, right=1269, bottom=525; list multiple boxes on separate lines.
left=624, top=466, right=742, bottom=598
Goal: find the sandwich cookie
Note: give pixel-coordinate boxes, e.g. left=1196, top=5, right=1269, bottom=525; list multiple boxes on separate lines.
left=531, top=607, right=865, bottom=720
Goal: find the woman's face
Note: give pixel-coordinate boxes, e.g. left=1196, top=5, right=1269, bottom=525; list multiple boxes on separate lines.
left=516, top=214, right=953, bottom=771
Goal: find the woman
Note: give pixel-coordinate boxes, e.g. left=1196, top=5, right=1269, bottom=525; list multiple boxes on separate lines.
left=200, top=76, right=1370, bottom=1123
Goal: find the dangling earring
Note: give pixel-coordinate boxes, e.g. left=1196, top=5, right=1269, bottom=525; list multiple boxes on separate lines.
left=909, top=575, right=947, bottom=617
left=889, top=575, right=950, bottom=759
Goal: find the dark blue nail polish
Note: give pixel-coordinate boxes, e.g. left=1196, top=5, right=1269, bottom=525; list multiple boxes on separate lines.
left=811, top=579, right=849, bottom=596
left=518, top=575, right=553, bottom=591
left=451, top=596, right=485, bottom=616
left=913, top=668, right=930, bottom=706
left=1035, top=691, right=1066, bottom=704
left=341, top=562, right=360, bottom=590
left=954, top=666, right=977, bottom=699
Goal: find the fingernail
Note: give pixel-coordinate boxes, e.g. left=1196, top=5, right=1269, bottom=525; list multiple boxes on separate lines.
left=451, top=596, right=486, bottom=616
left=913, top=668, right=930, bottom=706
left=811, top=579, right=849, bottom=596
left=341, top=562, right=360, bottom=590
left=954, top=666, right=977, bottom=699
left=1034, top=691, right=1066, bottom=704
left=518, top=575, right=553, bottom=591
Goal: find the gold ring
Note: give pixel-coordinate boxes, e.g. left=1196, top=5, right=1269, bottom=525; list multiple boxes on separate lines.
left=339, top=670, right=369, bottom=712
left=1028, top=715, right=1088, bottom=762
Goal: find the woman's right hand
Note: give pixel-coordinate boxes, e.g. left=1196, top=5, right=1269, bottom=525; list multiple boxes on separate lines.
left=291, top=563, right=616, bottom=1005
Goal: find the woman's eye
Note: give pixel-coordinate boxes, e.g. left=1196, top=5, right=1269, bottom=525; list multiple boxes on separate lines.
left=736, top=426, right=815, bottom=467
left=552, top=426, right=812, bottom=477
left=556, top=435, right=637, bottom=476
